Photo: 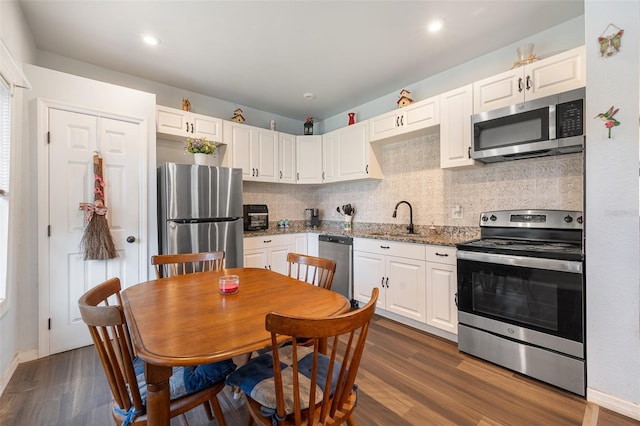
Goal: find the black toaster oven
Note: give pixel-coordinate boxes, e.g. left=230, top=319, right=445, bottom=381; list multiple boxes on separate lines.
left=243, top=204, right=268, bottom=231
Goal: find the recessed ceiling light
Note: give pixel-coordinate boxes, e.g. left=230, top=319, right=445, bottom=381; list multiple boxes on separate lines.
left=142, top=34, right=160, bottom=46
left=303, top=92, right=315, bottom=100
left=427, top=19, right=444, bottom=33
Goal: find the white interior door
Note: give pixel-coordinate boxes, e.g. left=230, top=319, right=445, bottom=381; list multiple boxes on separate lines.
left=48, top=108, right=141, bottom=354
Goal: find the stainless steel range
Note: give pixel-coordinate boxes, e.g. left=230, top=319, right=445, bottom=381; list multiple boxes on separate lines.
left=456, top=209, right=585, bottom=396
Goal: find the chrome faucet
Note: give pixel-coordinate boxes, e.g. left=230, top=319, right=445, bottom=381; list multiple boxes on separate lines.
left=392, top=200, right=415, bottom=234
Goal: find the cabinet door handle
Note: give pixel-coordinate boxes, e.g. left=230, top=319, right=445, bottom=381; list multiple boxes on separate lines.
left=365, top=164, right=368, bottom=174
left=381, top=277, right=384, bottom=286
left=467, top=146, right=471, bottom=159
left=185, top=123, right=189, bottom=132
left=454, top=292, right=458, bottom=308
left=435, top=252, right=449, bottom=257
left=396, top=116, right=400, bottom=127
left=322, top=171, right=325, bottom=180
left=380, top=245, right=390, bottom=249
left=385, top=277, right=389, bottom=288
left=518, top=77, right=523, bottom=93
left=280, top=171, right=283, bottom=179
left=256, top=168, right=259, bottom=177
left=190, top=123, right=194, bottom=133
left=296, top=172, right=299, bottom=180
left=263, top=240, right=272, bottom=243
left=525, top=75, right=532, bottom=90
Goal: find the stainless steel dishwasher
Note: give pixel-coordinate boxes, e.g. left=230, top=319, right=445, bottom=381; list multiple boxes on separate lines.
left=318, top=234, right=355, bottom=307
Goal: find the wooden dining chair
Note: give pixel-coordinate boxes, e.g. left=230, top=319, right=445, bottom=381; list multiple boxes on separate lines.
left=78, top=277, right=228, bottom=426
left=286, top=252, right=336, bottom=290
left=151, top=250, right=225, bottom=278
left=227, top=288, right=379, bottom=426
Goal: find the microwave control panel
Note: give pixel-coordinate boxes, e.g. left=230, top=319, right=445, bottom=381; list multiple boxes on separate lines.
left=556, top=99, right=583, bottom=138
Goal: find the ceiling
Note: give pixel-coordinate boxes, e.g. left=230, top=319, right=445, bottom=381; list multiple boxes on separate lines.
left=18, top=1, right=584, bottom=121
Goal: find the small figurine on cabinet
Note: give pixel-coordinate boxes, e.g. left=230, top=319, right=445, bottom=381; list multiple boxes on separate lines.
left=231, top=108, right=246, bottom=123
left=397, top=89, right=413, bottom=108
left=182, top=97, right=192, bottom=112
left=304, top=117, right=314, bottom=135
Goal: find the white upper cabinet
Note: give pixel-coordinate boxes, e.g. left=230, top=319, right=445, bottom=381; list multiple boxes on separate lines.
left=296, top=136, right=323, bottom=184
left=369, top=96, right=439, bottom=143
left=473, top=45, right=586, bottom=113
left=278, top=132, right=296, bottom=184
left=322, top=121, right=382, bottom=183
left=439, top=84, right=476, bottom=169
left=225, top=121, right=278, bottom=182
left=156, top=105, right=223, bottom=143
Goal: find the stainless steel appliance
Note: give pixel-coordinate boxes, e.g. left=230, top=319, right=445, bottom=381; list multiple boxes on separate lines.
left=157, top=163, right=244, bottom=267
left=243, top=204, right=269, bottom=231
left=456, top=209, right=585, bottom=395
left=318, top=234, right=355, bottom=306
left=472, top=87, right=585, bottom=163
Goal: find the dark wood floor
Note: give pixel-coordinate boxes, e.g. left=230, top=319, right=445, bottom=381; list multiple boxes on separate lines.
left=1, top=315, right=638, bottom=425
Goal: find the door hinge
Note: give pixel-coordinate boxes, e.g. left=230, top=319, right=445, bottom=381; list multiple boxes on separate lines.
left=47, top=225, right=51, bottom=237
left=47, top=131, right=51, bottom=144
left=48, top=318, right=51, bottom=330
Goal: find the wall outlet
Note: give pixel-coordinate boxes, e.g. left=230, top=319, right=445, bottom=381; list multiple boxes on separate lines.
left=452, top=205, right=463, bottom=219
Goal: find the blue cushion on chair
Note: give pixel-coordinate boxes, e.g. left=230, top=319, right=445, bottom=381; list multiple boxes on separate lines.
left=133, top=357, right=235, bottom=405
left=133, top=357, right=190, bottom=405
left=225, top=345, right=341, bottom=416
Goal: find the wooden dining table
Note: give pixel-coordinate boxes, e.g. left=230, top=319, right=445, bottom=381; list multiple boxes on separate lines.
left=121, top=267, right=351, bottom=426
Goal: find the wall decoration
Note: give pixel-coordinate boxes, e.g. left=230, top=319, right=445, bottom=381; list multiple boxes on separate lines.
left=598, top=24, right=624, bottom=58
left=79, top=152, right=118, bottom=260
left=594, top=106, right=620, bottom=139
left=348, top=112, right=355, bottom=125
left=304, top=117, right=314, bottom=135
left=231, top=108, right=246, bottom=123
left=182, top=97, right=191, bottom=111
left=397, top=89, right=413, bottom=108
left=511, top=43, right=537, bottom=69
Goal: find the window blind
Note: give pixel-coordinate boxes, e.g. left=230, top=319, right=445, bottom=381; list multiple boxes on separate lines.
left=0, top=76, right=10, bottom=197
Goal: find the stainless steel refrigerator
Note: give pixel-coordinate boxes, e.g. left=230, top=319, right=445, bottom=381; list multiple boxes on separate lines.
left=157, top=163, right=244, bottom=267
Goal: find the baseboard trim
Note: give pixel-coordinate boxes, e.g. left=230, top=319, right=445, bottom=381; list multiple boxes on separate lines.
left=587, top=387, right=640, bottom=421
left=0, top=349, right=39, bottom=398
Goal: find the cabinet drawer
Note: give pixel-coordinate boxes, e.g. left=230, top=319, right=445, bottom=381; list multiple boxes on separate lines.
left=244, top=234, right=293, bottom=250
left=354, top=238, right=425, bottom=261
left=425, top=245, right=456, bottom=264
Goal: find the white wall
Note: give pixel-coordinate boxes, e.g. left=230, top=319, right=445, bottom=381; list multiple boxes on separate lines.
left=36, top=51, right=304, bottom=136
left=584, top=0, right=640, bottom=418
left=0, top=0, right=37, bottom=388
left=320, top=17, right=585, bottom=133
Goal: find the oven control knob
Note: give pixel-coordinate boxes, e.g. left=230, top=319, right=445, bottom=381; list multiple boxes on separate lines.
left=564, top=215, right=573, bottom=223
left=490, top=215, right=497, bottom=221
left=481, top=215, right=488, bottom=222
left=577, top=216, right=583, bottom=224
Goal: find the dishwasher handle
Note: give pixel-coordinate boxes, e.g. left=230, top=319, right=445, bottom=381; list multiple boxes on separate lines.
left=318, top=234, right=353, bottom=245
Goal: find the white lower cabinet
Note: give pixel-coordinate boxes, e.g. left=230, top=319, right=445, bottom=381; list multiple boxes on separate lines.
left=306, top=233, right=319, bottom=257
left=243, top=234, right=294, bottom=275
left=353, top=238, right=426, bottom=323
left=425, top=245, right=458, bottom=334
left=293, top=233, right=307, bottom=255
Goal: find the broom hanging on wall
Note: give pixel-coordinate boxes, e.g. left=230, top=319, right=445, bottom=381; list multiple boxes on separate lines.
left=79, top=152, right=118, bottom=260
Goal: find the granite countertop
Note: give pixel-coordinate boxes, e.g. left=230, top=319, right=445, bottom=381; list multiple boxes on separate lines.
left=244, top=221, right=480, bottom=247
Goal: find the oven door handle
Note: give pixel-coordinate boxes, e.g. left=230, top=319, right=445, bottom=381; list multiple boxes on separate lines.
left=456, top=250, right=582, bottom=273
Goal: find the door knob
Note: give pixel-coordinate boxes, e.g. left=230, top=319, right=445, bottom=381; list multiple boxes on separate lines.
left=126, top=236, right=136, bottom=243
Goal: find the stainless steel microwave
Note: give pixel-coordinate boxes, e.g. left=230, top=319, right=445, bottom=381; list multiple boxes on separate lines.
left=471, top=87, right=585, bottom=163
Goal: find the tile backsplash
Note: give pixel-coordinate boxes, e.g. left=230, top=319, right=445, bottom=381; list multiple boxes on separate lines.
left=242, top=133, right=583, bottom=228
